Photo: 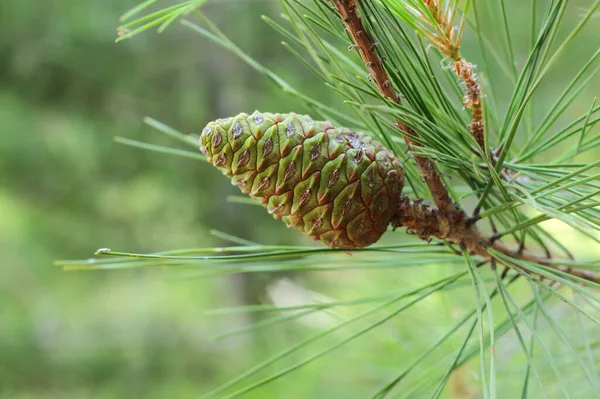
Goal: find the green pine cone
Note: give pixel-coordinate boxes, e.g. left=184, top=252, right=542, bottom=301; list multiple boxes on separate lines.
left=199, top=112, right=405, bottom=249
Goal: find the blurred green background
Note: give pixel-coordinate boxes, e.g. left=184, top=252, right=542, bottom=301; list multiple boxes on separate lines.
left=1, top=1, right=598, bottom=398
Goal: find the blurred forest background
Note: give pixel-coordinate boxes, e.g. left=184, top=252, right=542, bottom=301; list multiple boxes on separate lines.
left=1, top=1, right=598, bottom=398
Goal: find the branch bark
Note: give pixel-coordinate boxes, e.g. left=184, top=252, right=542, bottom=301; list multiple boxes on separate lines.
left=393, top=199, right=599, bottom=284
left=332, top=0, right=457, bottom=216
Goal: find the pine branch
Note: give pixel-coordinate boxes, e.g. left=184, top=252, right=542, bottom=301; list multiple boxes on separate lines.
left=332, top=0, right=600, bottom=286
left=331, top=0, right=458, bottom=216
left=419, top=0, right=486, bottom=151
left=393, top=199, right=600, bottom=285
left=52, top=1, right=600, bottom=396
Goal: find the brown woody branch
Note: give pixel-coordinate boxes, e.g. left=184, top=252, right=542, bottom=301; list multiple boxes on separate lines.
left=455, top=58, right=484, bottom=150
left=333, top=0, right=599, bottom=285
left=394, top=199, right=600, bottom=284
left=332, top=0, right=457, bottom=216
left=420, top=0, right=485, bottom=150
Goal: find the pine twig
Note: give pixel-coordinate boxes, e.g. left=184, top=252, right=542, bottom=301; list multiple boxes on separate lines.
left=393, top=199, right=600, bottom=285
left=420, top=0, right=485, bottom=151
left=332, top=0, right=458, bottom=216
left=333, top=0, right=600, bottom=286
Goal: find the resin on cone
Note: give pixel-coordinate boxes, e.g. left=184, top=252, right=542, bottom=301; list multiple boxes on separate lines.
left=200, top=112, right=405, bottom=249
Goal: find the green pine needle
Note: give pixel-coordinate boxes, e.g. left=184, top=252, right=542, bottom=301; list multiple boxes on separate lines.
left=59, top=0, right=600, bottom=397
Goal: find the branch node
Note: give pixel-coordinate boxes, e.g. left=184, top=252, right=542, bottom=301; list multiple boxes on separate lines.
left=518, top=240, right=526, bottom=255
left=466, top=214, right=480, bottom=227
left=489, top=232, right=501, bottom=243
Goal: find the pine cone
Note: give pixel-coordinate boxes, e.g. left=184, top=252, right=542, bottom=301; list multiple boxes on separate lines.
left=199, top=112, right=405, bottom=249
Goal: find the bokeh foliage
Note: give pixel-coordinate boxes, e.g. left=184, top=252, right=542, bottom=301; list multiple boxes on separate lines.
left=0, top=1, right=317, bottom=397
left=1, top=1, right=599, bottom=398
